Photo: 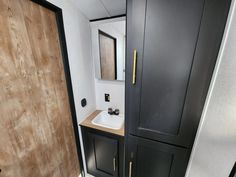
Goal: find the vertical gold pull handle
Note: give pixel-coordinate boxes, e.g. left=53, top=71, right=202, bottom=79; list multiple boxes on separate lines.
left=132, top=49, right=137, bottom=85
left=113, top=158, right=116, bottom=171
left=129, top=161, right=133, bottom=177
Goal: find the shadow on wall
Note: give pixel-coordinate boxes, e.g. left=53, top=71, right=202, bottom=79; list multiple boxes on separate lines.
left=229, top=162, right=236, bottom=177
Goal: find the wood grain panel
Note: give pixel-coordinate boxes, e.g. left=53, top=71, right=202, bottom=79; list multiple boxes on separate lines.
left=99, top=31, right=116, bottom=80
left=0, top=0, right=80, bottom=176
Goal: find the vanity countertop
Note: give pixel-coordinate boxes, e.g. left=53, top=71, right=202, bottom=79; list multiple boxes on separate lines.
left=80, top=110, right=125, bottom=137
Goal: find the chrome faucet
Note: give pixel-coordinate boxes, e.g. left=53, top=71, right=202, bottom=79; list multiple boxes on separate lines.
left=108, top=108, right=120, bottom=115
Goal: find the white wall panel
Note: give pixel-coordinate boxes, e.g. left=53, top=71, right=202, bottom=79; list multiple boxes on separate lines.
left=47, top=1, right=96, bottom=176
left=186, top=0, right=236, bottom=176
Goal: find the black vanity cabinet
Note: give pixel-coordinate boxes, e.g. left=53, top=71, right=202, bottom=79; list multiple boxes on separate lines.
left=126, top=135, right=190, bottom=177
left=81, top=127, right=124, bottom=177
left=125, top=0, right=231, bottom=176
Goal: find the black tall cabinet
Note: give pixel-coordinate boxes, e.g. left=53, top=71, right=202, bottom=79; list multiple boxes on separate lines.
left=125, top=0, right=231, bottom=176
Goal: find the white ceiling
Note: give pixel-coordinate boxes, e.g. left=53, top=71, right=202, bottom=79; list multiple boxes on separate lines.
left=71, top=0, right=126, bottom=20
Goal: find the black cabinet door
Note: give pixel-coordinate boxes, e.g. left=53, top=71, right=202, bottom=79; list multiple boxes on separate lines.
left=90, top=133, right=118, bottom=177
left=84, top=131, right=118, bottom=177
left=82, top=127, right=124, bottom=177
left=125, top=135, right=190, bottom=177
left=126, top=0, right=231, bottom=147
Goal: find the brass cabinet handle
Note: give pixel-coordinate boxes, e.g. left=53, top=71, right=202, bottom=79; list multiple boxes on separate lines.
left=113, top=157, right=116, bottom=171
left=129, top=161, right=133, bottom=177
left=132, top=49, right=137, bottom=85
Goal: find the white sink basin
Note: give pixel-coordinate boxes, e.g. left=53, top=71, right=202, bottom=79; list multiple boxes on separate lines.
left=92, top=111, right=124, bottom=130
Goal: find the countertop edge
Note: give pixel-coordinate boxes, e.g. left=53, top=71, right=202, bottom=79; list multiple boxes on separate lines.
left=80, top=110, right=125, bottom=137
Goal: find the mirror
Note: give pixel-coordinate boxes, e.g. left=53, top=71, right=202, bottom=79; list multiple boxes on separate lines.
left=91, top=18, right=126, bottom=81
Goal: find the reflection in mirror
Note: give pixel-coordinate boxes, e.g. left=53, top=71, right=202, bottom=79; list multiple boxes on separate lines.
left=91, top=18, right=126, bottom=81
left=99, top=30, right=117, bottom=80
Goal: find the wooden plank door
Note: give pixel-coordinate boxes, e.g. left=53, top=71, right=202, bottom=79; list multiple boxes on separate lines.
left=0, top=0, right=80, bottom=176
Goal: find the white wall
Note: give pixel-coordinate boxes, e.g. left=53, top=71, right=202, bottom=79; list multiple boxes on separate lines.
left=186, top=0, right=236, bottom=176
left=95, top=80, right=125, bottom=114
left=47, top=0, right=96, bottom=122
left=46, top=0, right=96, bottom=176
